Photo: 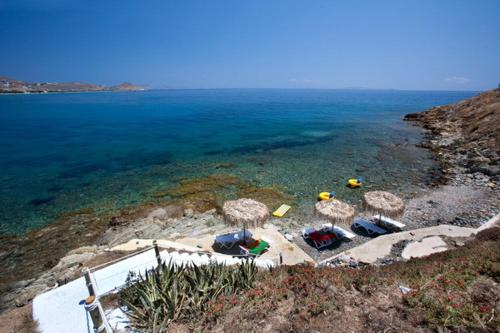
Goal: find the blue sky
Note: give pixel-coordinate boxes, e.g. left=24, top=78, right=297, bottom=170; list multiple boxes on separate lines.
left=0, top=0, right=499, bottom=90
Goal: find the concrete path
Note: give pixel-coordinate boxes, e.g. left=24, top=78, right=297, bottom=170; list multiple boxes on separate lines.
left=175, top=224, right=315, bottom=265
left=110, top=238, right=202, bottom=253
left=401, top=236, right=448, bottom=259
left=33, top=248, right=159, bottom=333
left=476, top=212, right=500, bottom=232
left=33, top=248, right=274, bottom=333
left=319, top=224, right=475, bottom=265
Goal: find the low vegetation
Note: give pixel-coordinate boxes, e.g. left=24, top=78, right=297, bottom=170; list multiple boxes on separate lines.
left=118, top=227, right=499, bottom=332
left=120, top=259, right=259, bottom=332
left=195, top=227, right=499, bottom=332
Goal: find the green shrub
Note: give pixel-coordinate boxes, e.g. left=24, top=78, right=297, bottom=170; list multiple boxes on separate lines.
left=120, top=259, right=258, bottom=332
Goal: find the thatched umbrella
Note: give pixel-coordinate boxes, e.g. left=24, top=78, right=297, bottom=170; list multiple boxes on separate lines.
left=222, top=198, right=270, bottom=242
left=363, top=191, right=405, bottom=219
left=314, top=199, right=355, bottom=226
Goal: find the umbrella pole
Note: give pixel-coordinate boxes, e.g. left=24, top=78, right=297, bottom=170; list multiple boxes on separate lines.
left=243, top=222, right=246, bottom=245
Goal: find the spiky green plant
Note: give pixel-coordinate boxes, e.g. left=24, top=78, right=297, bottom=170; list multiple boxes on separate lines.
left=120, top=259, right=259, bottom=332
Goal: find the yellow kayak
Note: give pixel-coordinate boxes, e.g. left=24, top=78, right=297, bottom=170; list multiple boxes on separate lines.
left=347, top=178, right=363, bottom=188
left=318, top=191, right=335, bottom=201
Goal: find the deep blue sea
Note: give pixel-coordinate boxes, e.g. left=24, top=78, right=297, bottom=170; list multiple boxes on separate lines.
left=0, top=89, right=476, bottom=234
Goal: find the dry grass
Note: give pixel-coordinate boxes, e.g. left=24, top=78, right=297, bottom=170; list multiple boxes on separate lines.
left=187, top=227, right=500, bottom=332
left=0, top=304, right=39, bottom=333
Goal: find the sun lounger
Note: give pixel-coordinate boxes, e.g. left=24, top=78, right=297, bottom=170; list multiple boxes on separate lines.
left=273, top=204, right=291, bottom=217
left=239, top=239, right=270, bottom=257
left=372, top=215, right=406, bottom=231
left=333, top=226, right=356, bottom=240
left=215, top=229, right=253, bottom=249
left=309, top=232, right=335, bottom=249
left=302, top=226, right=316, bottom=239
left=352, top=219, right=387, bottom=236
left=302, top=226, right=336, bottom=249
left=319, top=223, right=355, bottom=240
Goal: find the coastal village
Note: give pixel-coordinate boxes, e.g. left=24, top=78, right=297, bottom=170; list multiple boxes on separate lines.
left=0, top=76, right=144, bottom=94
left=1, top=88, right=498, bottom=332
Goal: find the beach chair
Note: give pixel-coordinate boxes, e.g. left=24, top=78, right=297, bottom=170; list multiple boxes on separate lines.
left=333, top=226, right=356, bottom=240
left=352, top=219, right=387, bottom=237
left=372, top=215, right=406, bottom=232
left=239, top=239, right=270, bottom=257
left=215, top=229, right=253, bottom=249
left=302, top=226, right=316, bottom=239
left=302, top=226, right=336, bottom=249
left=319, top=223, right=355, bottom=240
left=308, top=232, right=335, bottom=249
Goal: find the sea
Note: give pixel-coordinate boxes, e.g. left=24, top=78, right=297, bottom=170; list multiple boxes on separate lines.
left=0, top=89, right=476, bottom=234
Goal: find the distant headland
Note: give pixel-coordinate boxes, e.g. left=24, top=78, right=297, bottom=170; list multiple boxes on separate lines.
left=0, top=76, right=144, bottom=94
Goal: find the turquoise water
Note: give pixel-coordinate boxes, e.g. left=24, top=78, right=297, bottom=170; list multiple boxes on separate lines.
left=0, top=89, right=476, bottom=233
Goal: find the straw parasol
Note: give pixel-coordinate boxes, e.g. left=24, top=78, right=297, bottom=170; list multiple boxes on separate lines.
left=222, top=198, right=270, bottom=228
left=314, top=199, right=355, bottom=225
left=363, top=191, right=405, bottom=218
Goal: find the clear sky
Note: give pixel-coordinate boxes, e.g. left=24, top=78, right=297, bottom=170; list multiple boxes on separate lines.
left=0, top=0, right=499, bottom=90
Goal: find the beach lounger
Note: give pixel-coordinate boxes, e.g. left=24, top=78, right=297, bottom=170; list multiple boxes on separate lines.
left=319, top=223, right=355, bottom=240
left=239, top=239, right=270, bottom=257
left=372, top=215, right=406, bottom=231
left=352, top=219, right=387, bottom=236
left=215, top=229, right=253, bottom=249
left=273, top=204, right=291, bottom=217
left=333, top=226, right=356, bottom=240
left=308, top=232, right=335, bottom=249
left=302, top=226, right=316, bottom=239
left=302, top=226, right=336, bottom=249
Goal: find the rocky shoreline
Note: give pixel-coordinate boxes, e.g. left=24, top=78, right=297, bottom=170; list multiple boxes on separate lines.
left=404, top=88, right=499, bottom=187
left=1, top=89, right=499, bottom=315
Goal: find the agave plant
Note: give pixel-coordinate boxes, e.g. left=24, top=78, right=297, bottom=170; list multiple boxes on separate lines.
left=120, top=258, right=259, bottom=332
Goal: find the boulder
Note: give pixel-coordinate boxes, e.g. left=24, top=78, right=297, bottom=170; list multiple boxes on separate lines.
left=183, top=208, right=194, bottom=218
left=164, top=205, right=184, bottom=218
left=148, top=208, right=167, bottom=220
left=53, top=252, right=96, bottom=271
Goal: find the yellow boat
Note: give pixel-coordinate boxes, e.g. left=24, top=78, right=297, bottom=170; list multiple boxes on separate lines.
left=318, top=191, right=335, bottom=201
left=347, top=178, right=363, bottom=188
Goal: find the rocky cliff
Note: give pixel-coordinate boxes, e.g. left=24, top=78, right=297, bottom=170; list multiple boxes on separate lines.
left=405, top=89, right=500, bottom=186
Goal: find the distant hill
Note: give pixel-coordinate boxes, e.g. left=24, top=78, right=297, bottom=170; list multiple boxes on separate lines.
left=111, top=82, right=145, bottom=91
left=0, top=76, right=144, bottom=94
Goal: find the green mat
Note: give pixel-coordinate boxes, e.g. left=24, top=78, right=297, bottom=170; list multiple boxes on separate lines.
left=249, top=240, right=269, bottom=255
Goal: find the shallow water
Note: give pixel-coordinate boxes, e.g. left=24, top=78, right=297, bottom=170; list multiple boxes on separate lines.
left=0, top=89, right=476, bottom=233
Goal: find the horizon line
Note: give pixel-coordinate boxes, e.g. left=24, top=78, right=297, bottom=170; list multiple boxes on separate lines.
left=143, top=87, right=485, bottom=93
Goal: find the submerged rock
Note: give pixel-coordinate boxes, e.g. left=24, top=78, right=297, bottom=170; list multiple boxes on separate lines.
left=237, top=185, right=293, bottom=211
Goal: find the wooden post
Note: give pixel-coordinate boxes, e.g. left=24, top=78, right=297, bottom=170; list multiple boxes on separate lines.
left=83, top=269, right=103, bottom=331
left=85, top=295, right=103, bottom=332
left=84, top=268, right=95, bottom=297
left=153, top=240, right=161, bottom=266
left=279, top=252, right=283, bottom=265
